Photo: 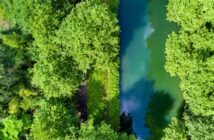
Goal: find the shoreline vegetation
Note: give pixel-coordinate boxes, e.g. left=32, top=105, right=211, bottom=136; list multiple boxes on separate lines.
left=162, top=0, right=214, bottom=139
left=0, top=0, right=135, bottom=139
left=0, top=0, right=213, bottom=139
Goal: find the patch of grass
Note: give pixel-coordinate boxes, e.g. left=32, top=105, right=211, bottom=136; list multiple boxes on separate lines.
left=87, top=62, right=120, bottom=130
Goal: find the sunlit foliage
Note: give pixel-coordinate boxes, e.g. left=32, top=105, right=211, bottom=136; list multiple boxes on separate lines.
left=164, top=0, right=214, bottom=139
left=0, top=0, right=124, bottom=139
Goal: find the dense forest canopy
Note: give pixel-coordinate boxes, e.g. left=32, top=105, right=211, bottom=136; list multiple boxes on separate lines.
left=0, top=0, right=213, bottom=139
left=162, top=0, right=214, bottom=139
left=0, top=0, right=135, bottom=139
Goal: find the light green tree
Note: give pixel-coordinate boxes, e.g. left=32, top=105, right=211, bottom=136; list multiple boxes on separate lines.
left=164, top=0, right=214, bottom=139
left=1, top=115, right=23, bottom=140
left=162, top=118, right=186, bottom=140
left=166, top=0, right=214, bottom=116
left=56, top=0, right=119, bottom=72
left=75, top=120, right=136, bottom=140
left=30, top=100, right=78, bottom=139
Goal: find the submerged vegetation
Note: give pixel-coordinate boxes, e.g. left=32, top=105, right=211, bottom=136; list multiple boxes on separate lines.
left=0, top=0, right=135, bottom=139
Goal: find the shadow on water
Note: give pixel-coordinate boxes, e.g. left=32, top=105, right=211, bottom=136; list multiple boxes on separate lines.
left=120, top=77, right=175, bottom=139
left=146, top=0, right=180, bottom=96
left=145, top=91, right=174, bottom=140
left=146, top=0, right=182, bottom=121
left=119, top=0, right=181, bottom=139
left=120, top=78, right=153, bottom=139
left=120, top=112, right=134, bottom=135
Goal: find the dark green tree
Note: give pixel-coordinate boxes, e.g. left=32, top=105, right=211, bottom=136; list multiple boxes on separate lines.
left=0, top=44, right=25, bottom=117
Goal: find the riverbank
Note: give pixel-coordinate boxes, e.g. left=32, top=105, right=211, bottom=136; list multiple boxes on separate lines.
left=147, top=0, right=182, bottom=121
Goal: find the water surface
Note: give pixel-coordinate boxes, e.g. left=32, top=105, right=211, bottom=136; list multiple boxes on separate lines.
left=119, top=0, right=182, bottom=139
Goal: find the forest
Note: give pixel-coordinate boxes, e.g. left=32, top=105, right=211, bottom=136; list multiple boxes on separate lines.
left=162, top=0, right=214, bottom=139
left=0, top=0, right=214, bottom=139
left=0, top=0, right=135, bottom=139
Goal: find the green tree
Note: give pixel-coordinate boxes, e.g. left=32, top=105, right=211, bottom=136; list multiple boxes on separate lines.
left=183, top=111, right=214, bottom=140
left=2, top=32, right=27, bottom=49
left=164, top=0, right=214, bottom=139
left=167, top=0, right=214, bottom=32
left=32, top=51, right=84, bottom=98
left=162, top=111, right=214, bottom=140
left=0, top=44, right=25, bottom=117
left=8, top=97, right=19, bottom=115
left=162, top=118, right=186, bottom=140
left=75, top=120, right=136, bottom=140
left=166, top=0, right=214, bottom=116
left=18, top=89, right=40, bottom=111
left=0, top=0, right=75, bottom=35
left=30, top=100, right=78, bottom=139
left=56, top=0, right=119, bottom=72
left=1, top=115, right=23, bottom=140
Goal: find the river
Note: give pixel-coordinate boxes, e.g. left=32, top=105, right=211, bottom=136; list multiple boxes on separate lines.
left=119, top=0, right=182, bottom=139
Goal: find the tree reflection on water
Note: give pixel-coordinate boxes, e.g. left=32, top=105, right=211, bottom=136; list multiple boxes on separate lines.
left=145, top=90, right=174, bottom=139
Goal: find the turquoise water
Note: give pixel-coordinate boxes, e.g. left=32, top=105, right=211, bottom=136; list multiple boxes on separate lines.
left=119, top=0, right=182, bottom=139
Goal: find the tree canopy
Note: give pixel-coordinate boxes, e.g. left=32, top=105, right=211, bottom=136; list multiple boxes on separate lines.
left=163, top=0, right=214, bottom=139
left=0, top=0, right=128, bottom=139
left=56, top=1, right=119, bottom=72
